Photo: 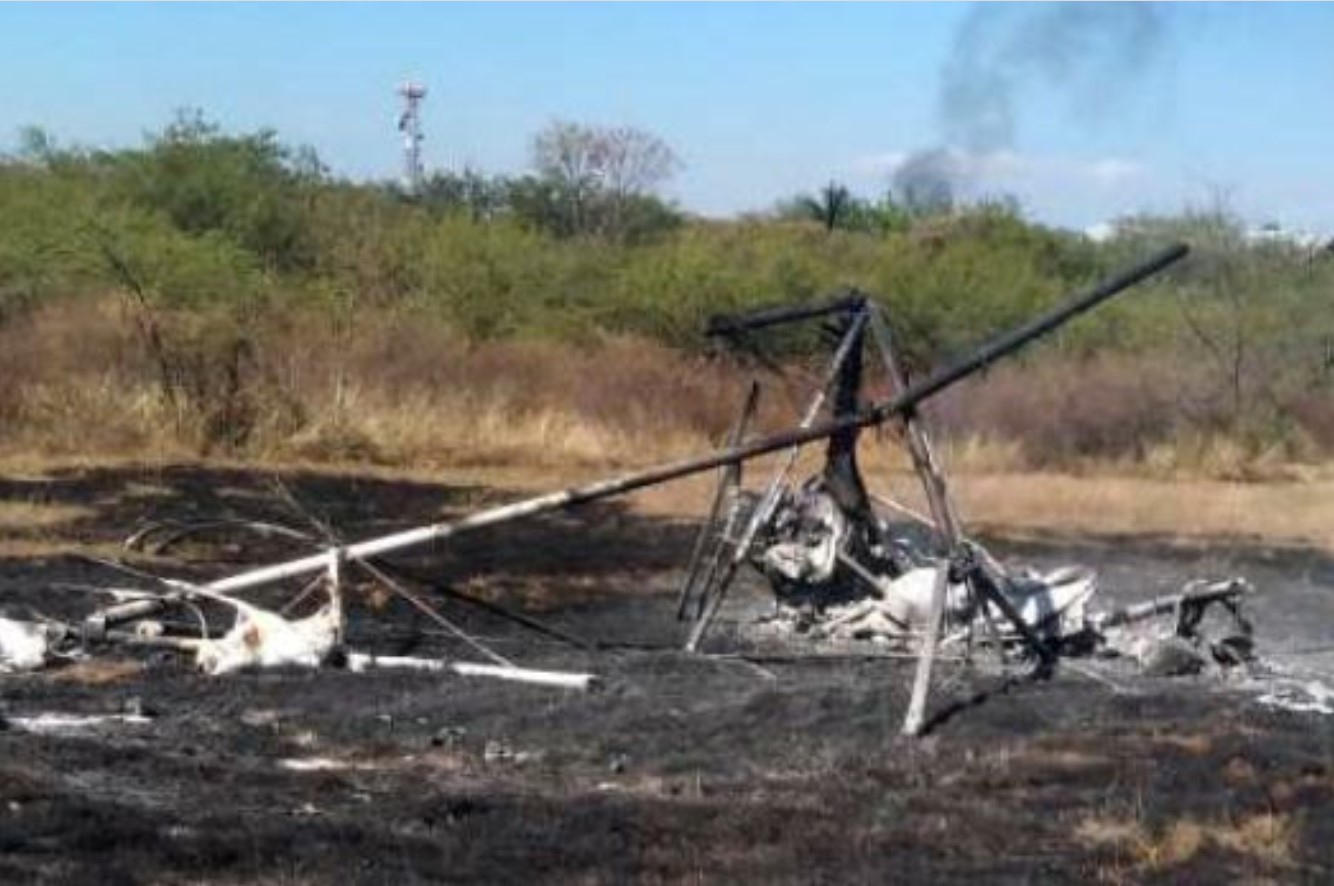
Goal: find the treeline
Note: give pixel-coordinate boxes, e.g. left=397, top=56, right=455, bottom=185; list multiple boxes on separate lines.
left=2, top=113, right=1333, bottom=467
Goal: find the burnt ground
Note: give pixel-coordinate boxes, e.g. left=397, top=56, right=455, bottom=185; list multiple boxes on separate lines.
left=0, top=464, right=1332, bottom=884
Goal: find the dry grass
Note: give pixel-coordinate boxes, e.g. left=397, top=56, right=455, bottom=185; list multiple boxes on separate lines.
left=1149, top=732, right=1214, bottom=756
left=932, top=353, right=1334, bottom=470
left=1076, top=811, right=1297, bottom=873
left=1213, top=812, right=1299, bottom=864
left=0, top=296, right=761, bottom=470
left=0, top=538, right=133, bottom=560
left=4, top=297, right=1334, bottom=550
left=5, top=450, right=1332, bottom=557
left=0, top=500, right=94, bottom=532
left=0, top=496, right=99, bottom=559
left=273, top=385, right=715, bottom=470
left=48, top=659, right=144, bottom=686
left=929, top=471, right=1334, bottom=550
left=7, top=294, right=1334, bottom=479
left=628, top=459, right=1334, bottom=553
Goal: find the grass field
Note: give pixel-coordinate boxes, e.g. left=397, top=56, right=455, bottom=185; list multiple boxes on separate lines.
left=5, top=451, right=1330, bottom=558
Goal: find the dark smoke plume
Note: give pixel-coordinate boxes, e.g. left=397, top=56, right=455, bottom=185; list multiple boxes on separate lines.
left=893, top=4, right=1169, bottom=209
left=891, top=149, right=961, bottom=215
left=941, top=4, right=1167, bottom=153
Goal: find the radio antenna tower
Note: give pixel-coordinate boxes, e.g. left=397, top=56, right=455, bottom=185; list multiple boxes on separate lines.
left=396, top=81, right=427, bottom=194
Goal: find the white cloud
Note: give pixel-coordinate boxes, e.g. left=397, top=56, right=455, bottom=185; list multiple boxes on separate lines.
left=1085, top=157, right=1143, bottom=186
left=1084, top=221, right=1118, bottom=242
left=848, top=151, right=908, bottom=178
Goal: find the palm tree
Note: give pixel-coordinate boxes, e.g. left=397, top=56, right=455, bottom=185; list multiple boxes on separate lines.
left=798, top=180, right=853, bottom=232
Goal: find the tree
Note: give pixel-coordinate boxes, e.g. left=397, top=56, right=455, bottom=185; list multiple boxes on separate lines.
left=799, top=181, right=853, bottom=232
left=108, top=109, right=326, bottom=272
left=16, top=126, right=60, bottom=165
left=530, top=121, right=603, bottom=236
left=529, top=120, right=681, bottom=240
left=415, top=168, right=507, bottom=222
left=598, top=126, right=681, bottom=236
left=1102, top=195, right=1324, bottom=445
left=776, top=182, right=911, bottom=234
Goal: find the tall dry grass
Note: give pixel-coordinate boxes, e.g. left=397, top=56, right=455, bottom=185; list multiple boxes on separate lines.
left=0, top=296, right=790, bottom=469
left=2, top=295, right=1331, bottom=482
left=927, top=352, right=1334, bottom=479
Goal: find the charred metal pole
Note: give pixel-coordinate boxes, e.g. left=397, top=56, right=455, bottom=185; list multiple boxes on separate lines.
left=706, top=294, right=867, bottom=338
left=199, top=244, right=1188, bottom=598
left=865, top=304, right=981, bottom=736
left=676, top=380, right=761, bottom=619
left=1091, top=578, right=1250, bottom=631
left=685, top=309, right=870, bottom=649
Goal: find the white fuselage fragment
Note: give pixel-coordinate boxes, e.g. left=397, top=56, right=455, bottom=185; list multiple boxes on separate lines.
left=0, top=617, right=52, bottom=673
left=194, top=602, right=340, bottom=676
left=7, top=712, right=153, bottom=734
left=879, top=564, right=1096, bottom=636
left=807, top=564, right=1097, bottom=643
left=1000, top=566, right=1098, bottom=638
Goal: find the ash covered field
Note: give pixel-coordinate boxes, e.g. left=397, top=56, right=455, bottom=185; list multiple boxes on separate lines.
left=1, top=464, right=1332, bottom=884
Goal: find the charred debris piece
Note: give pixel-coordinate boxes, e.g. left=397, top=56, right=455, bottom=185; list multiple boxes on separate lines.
left=0, top=243, right=1257, bottom=734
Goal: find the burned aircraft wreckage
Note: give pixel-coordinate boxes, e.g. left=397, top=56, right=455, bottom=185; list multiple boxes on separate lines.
left=0, top=241, right=1265, bottom=733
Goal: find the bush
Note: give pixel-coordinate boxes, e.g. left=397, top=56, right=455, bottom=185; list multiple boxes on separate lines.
left=4, top=114, right=1333, bottom=472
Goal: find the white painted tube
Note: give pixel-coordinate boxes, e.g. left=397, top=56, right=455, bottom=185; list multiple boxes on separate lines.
left=343, top=653, right=448, bottom=673
left=344, top=652, right=597, bottom=690
left=451, top=662, right=599, bottom=690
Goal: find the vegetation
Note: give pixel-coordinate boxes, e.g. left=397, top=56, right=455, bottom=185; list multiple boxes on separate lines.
left=2, top=113, right=1332, bottom=474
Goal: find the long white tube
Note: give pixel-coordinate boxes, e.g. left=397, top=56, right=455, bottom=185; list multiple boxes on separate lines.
left=344, top=653, right=597, bottom=690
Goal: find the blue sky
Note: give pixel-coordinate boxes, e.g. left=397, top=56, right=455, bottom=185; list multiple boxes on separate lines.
left=2, top=2, right=1333, bottom=233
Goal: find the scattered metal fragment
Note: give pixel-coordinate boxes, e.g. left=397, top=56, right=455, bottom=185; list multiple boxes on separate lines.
left=194, top=595, right=341, bottom=676
left=6, top=712, right=153, bottom=735
left=343, top=653, right=598, bottom=690
left=1252, top=674, right=1334, bottom=715
left=0, top=616, right=55, bottom=673
left=279, top=758, right=355, bottom=773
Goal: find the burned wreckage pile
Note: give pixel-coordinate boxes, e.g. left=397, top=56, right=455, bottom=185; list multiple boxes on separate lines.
left=0, top=242, right=1264, bottom=733
left=680, top=290, right=1253, bottom=673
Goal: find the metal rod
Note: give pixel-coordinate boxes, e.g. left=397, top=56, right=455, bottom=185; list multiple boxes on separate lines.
left=706, top=293, right=865, bottom=338
left=200, top=244, right=1187, bottom=598
left=1091, top=578, right=1249, bottom=631
left=351, top=557, right=514, bottom=668
left=869, top=302, right=1022, bottom=734
left=685, top=310, right=869, bottom=649
left=380, top=562, right=598, bottom=652
left=676, top=380, right=761, bottom=619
